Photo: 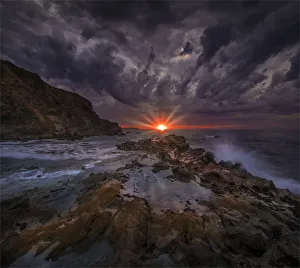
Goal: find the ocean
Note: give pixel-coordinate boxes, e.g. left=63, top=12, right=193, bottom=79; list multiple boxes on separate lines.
left=1, top=129, right=299, bottom=199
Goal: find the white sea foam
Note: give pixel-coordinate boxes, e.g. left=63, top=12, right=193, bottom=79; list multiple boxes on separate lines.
left=1, top=168, right=82, bottom=183
left=1, top=142, right=118, bottom=161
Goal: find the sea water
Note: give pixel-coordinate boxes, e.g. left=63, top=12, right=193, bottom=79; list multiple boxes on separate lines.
left=1, top=129, right=299, bottom=199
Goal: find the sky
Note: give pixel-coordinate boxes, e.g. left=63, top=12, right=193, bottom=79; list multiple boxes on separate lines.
left=1, top=0, right=299, bottom=129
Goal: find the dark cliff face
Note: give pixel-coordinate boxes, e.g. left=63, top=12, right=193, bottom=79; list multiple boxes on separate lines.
left=0, top=60, right=122, bottom=140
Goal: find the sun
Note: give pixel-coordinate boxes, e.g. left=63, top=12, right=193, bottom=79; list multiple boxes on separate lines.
left=156, top=124, right=168, bottom=131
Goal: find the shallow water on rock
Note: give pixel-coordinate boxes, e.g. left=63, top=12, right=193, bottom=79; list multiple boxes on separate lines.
left=121, top=166, right=212, bottom=214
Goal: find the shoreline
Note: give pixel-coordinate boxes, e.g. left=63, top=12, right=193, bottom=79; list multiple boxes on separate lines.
left=1, top=134, right=299, bottom=267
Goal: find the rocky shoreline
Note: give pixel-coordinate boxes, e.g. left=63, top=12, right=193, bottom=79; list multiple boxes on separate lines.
left=1, top=134, right=299, bottom=267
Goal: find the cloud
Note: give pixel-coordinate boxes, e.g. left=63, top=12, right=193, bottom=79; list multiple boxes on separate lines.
left=1, top=0, right=299, bottom=126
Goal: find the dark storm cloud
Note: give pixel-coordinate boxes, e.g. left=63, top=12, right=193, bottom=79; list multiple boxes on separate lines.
left=285, top=53, right=300, bottom=82
left=1, top=0, right=299, bottom=126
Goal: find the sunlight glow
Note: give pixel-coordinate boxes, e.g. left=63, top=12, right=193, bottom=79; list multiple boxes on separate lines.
left=156, top=124, right=168, bottom=131
left=120, top=106, right=185, bottom=133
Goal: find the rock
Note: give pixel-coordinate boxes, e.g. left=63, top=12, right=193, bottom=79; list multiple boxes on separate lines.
left=164, top=134, right=190, bottom=152
left=268, top=232, right=300, bottom=267
left=106, top=199, right=151, bottom=253
left=117, top=134, right=189, bottom=155
left=200, top=151, right=215, bottom=164
left=170, top=249, right=184, bottom=263
left=109, top=249, right=144, bottom=267
left=191, top=148, right=206, bottom=155
left=1, top=180, right=121, bottom=266
left=157, top=151, right=172, bottom=162
left=182, top=238, right=228, bottom=267
left=147, top=211, right=206, bottom=253
left=0, top=60, right=123, bottom=140
left=25, top=165, right=38, bottom=170
left=218, top=160, right=234, bottom=168
left=242, top=231, right=270, bottom=257
left=19, top=222, right=28, bottom=231
left=117, top=160, right=145, bottom=171
left=50, top=188, right=65, bottom=193
left=232, top=163, right=242, bottom=169
left=152, top=162, right=170, bottom=173
left=117, top=141, right=138, bottom=151
left=172, top=166, right=194, bottom=182
left=1, top=132, right=300, bottom=268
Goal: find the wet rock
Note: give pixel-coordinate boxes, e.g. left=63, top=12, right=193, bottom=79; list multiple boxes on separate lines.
left=50, top=188, right=65, bottom=193
left=157, top=151, right=172, bottom=162
left=152, top=162, right=170, bottom=173
left=1, top=195, right=56, bottom=238
left=172, top=166, right=194, bottom=182
left=242, top=231, right=270, bottom=257
left=182, top=238, right=229, bottom=267
left=106, top=198, right=151, bottom=253
left=117, top=160, right=144, bottom=171
left=147, top=211, right=206, bottom=253
left=1, top=133, right=299, bottom=268
left=1, top=180, right=121, bottom=266
left=170, top=249, right=184, bottom=263
left=19, top=222, right=28, bottom=231
left=117, top=134, right=189, bottom=155
left=117, top=141, right=139, bottom=151
left=25, top=165, right=39, bottom=170
left=109, top=249, right=144, bottom=267
left=268, top=232, right=300, bottom=267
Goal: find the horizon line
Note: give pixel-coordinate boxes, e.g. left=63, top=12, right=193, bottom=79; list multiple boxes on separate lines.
left=120, top=124, right=300, bottom=130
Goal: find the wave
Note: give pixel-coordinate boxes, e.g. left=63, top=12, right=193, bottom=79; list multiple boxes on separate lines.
left=0, top=144, right=118, bottom=161
left=212, top=143, right=300, bottom=194
left=1, top=168, right=83, bottom=183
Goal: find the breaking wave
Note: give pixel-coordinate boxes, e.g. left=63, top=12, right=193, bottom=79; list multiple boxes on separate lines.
left=212, top=143, right=300, bottom=194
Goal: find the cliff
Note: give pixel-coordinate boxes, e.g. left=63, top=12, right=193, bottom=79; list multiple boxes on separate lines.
left=0, top=60, right=122, bottom=140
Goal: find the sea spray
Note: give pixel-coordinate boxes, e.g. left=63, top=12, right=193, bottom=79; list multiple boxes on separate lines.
left=213, top=143, right=300, bottom=193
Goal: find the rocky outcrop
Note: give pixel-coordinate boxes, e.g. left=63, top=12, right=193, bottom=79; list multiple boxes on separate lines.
left=117, top=134, right=190, bottom=156
left=1, top=135, right=299, bottom=267
left=0, top=60, right=123, bottom=140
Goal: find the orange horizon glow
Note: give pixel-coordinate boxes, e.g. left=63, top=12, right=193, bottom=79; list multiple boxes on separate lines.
left=119, top=107, right=242, bottom=131
left=120, top=108, right=184, bottom=132
left=120, top=124, right=240, bottom=130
